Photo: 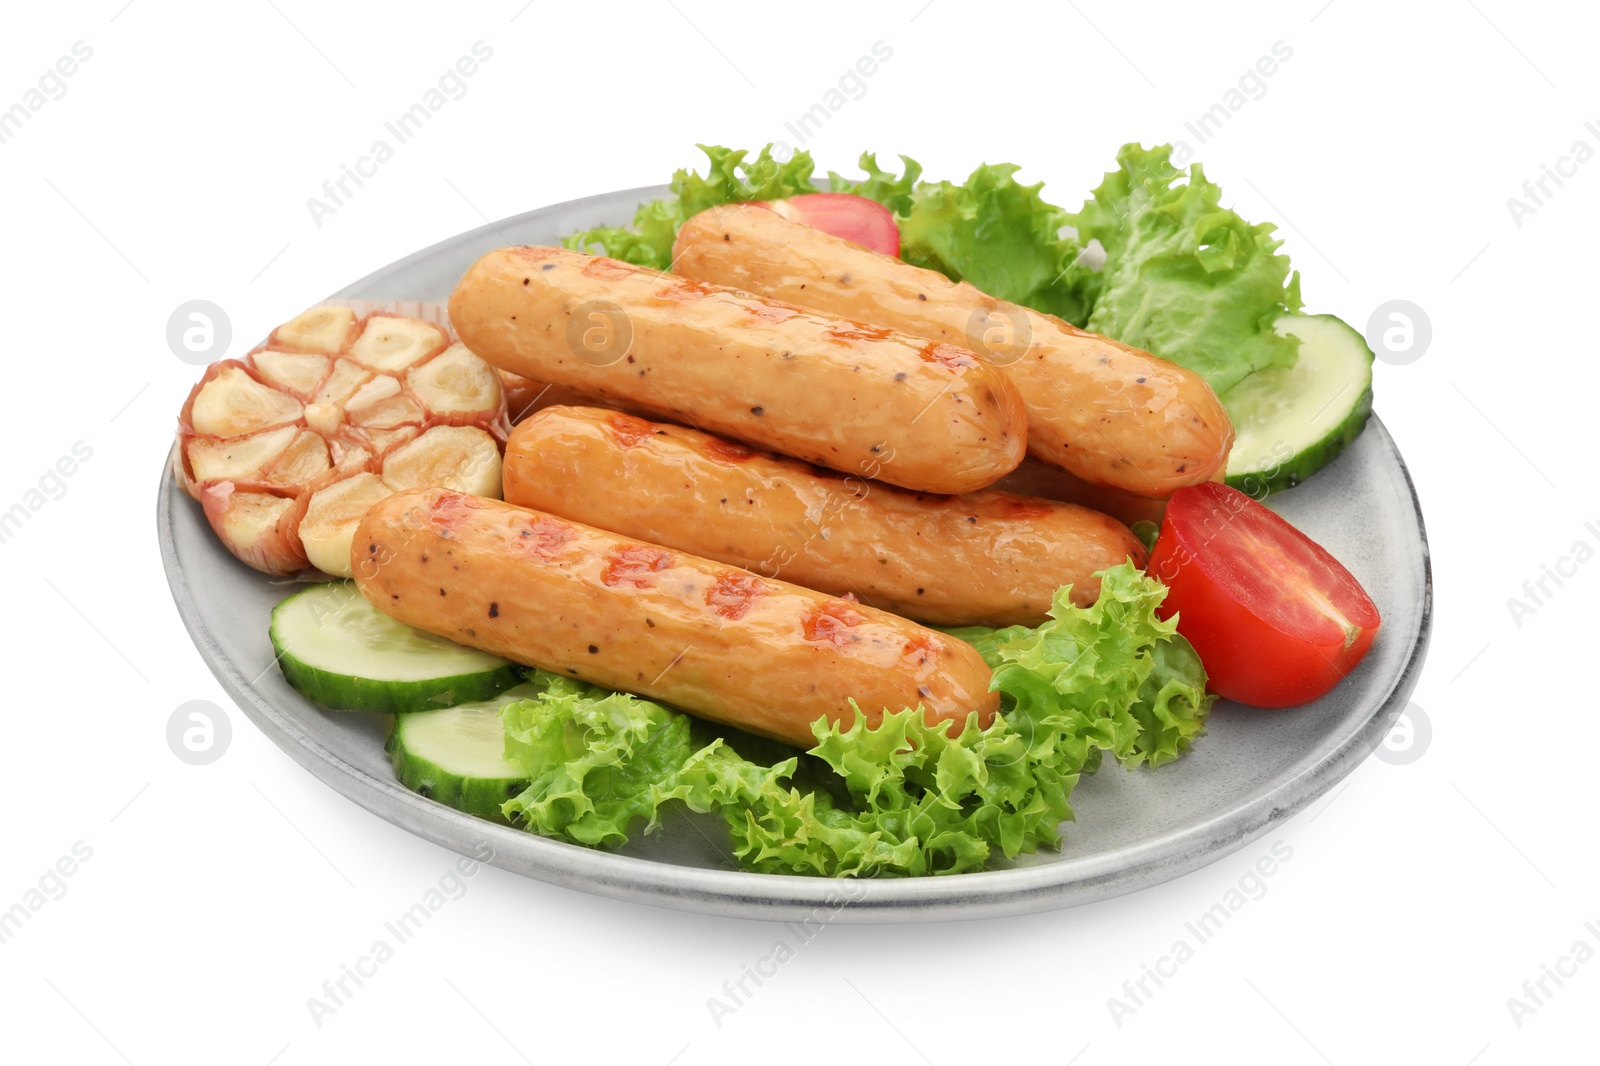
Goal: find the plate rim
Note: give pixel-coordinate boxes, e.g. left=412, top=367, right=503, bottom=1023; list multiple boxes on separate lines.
left=158, top=188, right=1433, bottom=924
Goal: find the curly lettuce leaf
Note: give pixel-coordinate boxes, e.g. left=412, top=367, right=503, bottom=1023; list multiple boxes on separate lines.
left=828, top=151, right=921, bottom=217
left=1066, top=143, right=1303, bottom=395
left=1128, top=634, right=1211, bottom=768
left=562, top=144, right=819, bottom=269
left=872, top=162, right=1095, bottom=326
left=501, top=673, right=692, bottom=847
left=499, top=566, right=1211, bottom=876
left=949, top=565, right=1211, bottom=770
left=674, top=739, right=926, bottom=876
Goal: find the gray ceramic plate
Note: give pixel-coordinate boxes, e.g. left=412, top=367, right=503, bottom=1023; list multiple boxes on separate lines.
left=159, top=185, right=1432, bottom=923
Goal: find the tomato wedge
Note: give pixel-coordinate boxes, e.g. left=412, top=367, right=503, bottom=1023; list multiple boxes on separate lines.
left=1146, top=482, right=1380, bottom=708
left=754, top=193, right=900, bottom=257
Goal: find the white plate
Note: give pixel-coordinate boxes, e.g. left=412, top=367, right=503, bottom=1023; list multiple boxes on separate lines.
left=159, top=185, right=1431, bottom=922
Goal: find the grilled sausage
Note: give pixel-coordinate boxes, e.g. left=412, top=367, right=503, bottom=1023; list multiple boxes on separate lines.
left=447, top=246, right=1027, bottom=494
left=503, top=406, right=1146, bottom=627
left=352, top=488, right=999, bottom=747
left=671, top=204, right=1234, bottom=497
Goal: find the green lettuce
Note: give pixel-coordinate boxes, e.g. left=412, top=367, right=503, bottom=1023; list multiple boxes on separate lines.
left=945, top=563, right=1210, bottom=771
left=500, top=565, right=1212, bottom=877
left=501, top=676, right=693, bottom=848
left=1065, top=143, right=1303, bottom=395
left=853, top=161, right=1095, bottom=325
left=563, top=144, right=820, bottom=269
left=827, top=151, right=921, bottom=217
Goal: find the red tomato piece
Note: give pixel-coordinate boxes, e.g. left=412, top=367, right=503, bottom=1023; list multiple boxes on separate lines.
left=754, top=193, right=900, bottom=256
left=1146, top=482, right=1380, bottom=708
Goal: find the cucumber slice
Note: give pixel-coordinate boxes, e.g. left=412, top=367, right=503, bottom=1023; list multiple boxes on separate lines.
left=389, top=683, right=544, bottom=819
left=1223, top=313, right=1374, bottom=496
left=270, top=582, right=520, bottom=712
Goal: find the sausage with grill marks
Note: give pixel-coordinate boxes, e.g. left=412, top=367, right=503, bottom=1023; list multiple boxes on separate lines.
left=352, top=488, right=999, bottom=748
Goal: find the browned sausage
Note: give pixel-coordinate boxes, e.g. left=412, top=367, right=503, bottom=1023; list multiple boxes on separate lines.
left=671, top=204, right=1234, bottom=497
left=503, top=406, right=1146, bottom=627
left=352, top=487, right=998, bottom=748
left=447, top=246, right=1027, bottom=494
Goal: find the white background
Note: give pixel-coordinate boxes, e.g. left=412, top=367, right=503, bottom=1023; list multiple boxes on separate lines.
left=1, top=1, right=1594, bottom=1062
